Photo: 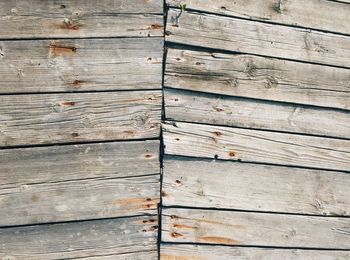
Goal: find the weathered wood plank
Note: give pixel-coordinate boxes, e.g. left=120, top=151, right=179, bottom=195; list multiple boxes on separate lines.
left=0, top=175, right=160, bottom=226
left=0, top=141, right=159, bottom=186
left=164, top=88, right=350, bottom=138
left=162, top=208, right=350, bottom=249
left=0, top=215, right=157, bottom=259
left=166, top=9, right=350, bottom=68
left=0, top=38, right=163, bottom=93
left=0, top=91, right=162, bottom=146
left=0, top=141, right=160, bottom=226
left=0, top=0, right=163, bottom=39
left=162, top=158, right=350, bottom=216
left=165, top=48, right=350, bottom=110
left=161, top=244, right=350, bottom=260
left=167, top=0, right=350, bottom=35
left=163, top=121, right=350, bottom=172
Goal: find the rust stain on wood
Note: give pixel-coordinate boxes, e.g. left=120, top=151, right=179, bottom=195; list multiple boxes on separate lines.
left=171, top=232, right=184, bottom=238
left=59, top=20, right=82, bottom=30
left=228, top=151, right=236, bottom=157
left=123, top=130, right=135, bottom=136
left=148, top=225, right=159, bottom=231
left=199, top=236, right=241, bottom=245
left=71, top=133, right=80, bottom=138
left=60, top=101, right=77, bottom=106
left=213, top=131, right=223, bottom=137
left=150, top=24, right=164, bottom=30
left=138, top=219, right=158, bottom=224
left=173, top=223, right=197, bottom=229
left=213, top=106, right=224, bottom=112
left=115, top=197, right=159, bottom=209
left=49, top=42, right=77, bottom=56
left=68, top=80, right=89, bottom=88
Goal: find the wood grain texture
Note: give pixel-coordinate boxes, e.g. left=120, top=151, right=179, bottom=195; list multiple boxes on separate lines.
left=162, top=158, right=350, bottom=216
left=165, top=48, right=350, bottom=110
left=0, top=91, right=162, bottom=146
left=0, top=216, right=157, bottom=259
left=0, top=141, right=159, bottom=186
left=167, top=0, right=350, bottom=35
left=0, top=0, right=163, bottom=39
left=162, top=208, right=350, bottom=249
left=0, top=175, right=160, bottom=227
left=161, top=244, right=350, bottom=260
left=163, top=121, right=350, bottom=172
left=0, top=141, right=160, bottom=226
left=166, top=9, right=350, bottom=68
left=164, top=88, right=350, bottom=139
left=0, top=38, right=163, bottom=93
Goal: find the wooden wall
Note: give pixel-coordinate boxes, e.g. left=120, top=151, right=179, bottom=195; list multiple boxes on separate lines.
left=161, top=0, right=350, bottom=259
left=0, top=1, right=163, bottom=259
left=1, top=1, right=350, bottom=259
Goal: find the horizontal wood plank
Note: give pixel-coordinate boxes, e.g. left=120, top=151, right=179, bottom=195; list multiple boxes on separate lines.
left=162, top=208, right=350, bottom=249
left=0, top=0, right=163, bottom=39
left=0, top=141, right=159, bottom=186
left=165, top=48, right=350, bottom=110
left=162, top=158, right=350, bottom=216
left=0, top=215, right=157, bottom=259
left=164, top=88, right=350, bottom=138
left=167, top=0, right=350, bottom=35
left=0, top=141, right=160, bottom=226
left=0, top=38, right=163, bottom=93
left=0, top=91, right=162, bottom=146
left=163, top=121, right=350, bottom=172
left=161, top=244, right=350, bottom=260
left=0, top=175, right=160, bottom=226
left=166, top=9, right=350, bottom=68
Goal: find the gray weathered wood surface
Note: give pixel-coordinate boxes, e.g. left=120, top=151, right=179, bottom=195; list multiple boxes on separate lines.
left=0, top=175, right=159, bottom=226
left=0, top=215, right=157, bottom=259
left=1, top=141, right=159, bottom=185
left=166, top=9, right=350, bottom=68
left=162, top=208, right=350, bottom=249
left=0, top=141, right=160, bottom=226
left=0, top=0, right=163, bottom=39
left=163, top=121, right=350, bottom=172
left=164, top=88, right=350, bottom=138
left=0, top=91, right=162, bottom=146
left=165, top=48, right=350, bottom=110
left=0, top=38, right=163, bottom=93
left=162, top=158, right=350, bottom=216
left=161, top=244, right=350, bottom=260
left=167, top=0, right=350, bottom=35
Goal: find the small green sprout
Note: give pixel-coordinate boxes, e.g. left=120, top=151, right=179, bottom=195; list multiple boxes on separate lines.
left=179, top=3, right=187, bottom=12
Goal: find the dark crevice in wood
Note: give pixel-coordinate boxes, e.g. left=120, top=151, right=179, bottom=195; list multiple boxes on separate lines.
left=0, top=88, right=162, bottom=96
left=0, top=137, right=160, bottom=150
left=0, top=213, right=156, bottom=230
left=0, top=35, right=164, bottom=42
left=163, top=154, right=350, bottom=175
left=161, top=205, right=350, bottom=219
left=160, top=241, right=350, bottom=251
